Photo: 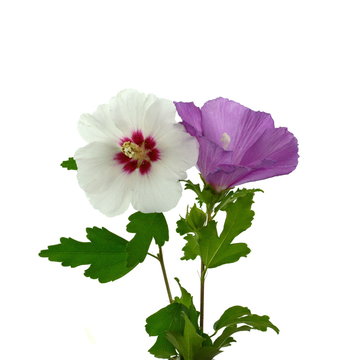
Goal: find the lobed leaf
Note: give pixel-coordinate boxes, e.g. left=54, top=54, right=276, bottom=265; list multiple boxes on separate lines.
left=126, top=212, right=169, bottom=266
left=212, top=305, right=279, bottom=351
left=198, top=190, right=257, bottom=268
left=213, top=306, right=251, bottom=331
left=176, top=205, right=206, bottom=261
left=39, top=227, right=135, bottom=283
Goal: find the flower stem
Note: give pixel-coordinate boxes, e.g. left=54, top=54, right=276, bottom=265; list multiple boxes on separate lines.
left=200, top=260, right=206, bottom=331
left=158, top=246, right=173, bottom=303
left=200, top=205, right=213, bottom=332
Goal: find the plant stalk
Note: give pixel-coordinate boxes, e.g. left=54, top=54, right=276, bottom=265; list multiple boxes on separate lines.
left=158, top=246, right=173, bottom=303
left=200, top=260, right=206, bottom=331
left=200, top=205, right=213, bottom=332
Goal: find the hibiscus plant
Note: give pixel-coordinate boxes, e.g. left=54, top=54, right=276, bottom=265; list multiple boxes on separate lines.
left=39, top=90, right=298, bottom=360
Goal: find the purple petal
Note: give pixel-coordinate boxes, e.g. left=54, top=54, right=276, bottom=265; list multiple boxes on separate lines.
left=174, top=101, right=203, bottom=137
left=230, top=127, right=298, bottom=186
left=201, top=98, right=274, bottom=159
left=240, top=127, right=298, bottom=167
left=206, top=128, right=298, bottom=189
left=206, top=166, right=251, bottom=191
left=196, top=137, right=232, bottom=178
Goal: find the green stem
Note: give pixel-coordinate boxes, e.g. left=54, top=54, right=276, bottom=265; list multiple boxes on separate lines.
left=158, top=246, right=173, bottom=303
left=200, top=260, right=206, bottom=331
left=147, top=252, right=159, bottom=260
left=199, top=205, right=213, bottom=332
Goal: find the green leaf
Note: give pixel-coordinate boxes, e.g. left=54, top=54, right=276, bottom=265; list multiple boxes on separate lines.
left=211, top=305, right=279, bottom=349
left=194, top=346, right=222, bottom=360
left=238, top=314, right=279, bottom=334
left=39, top=227, right=135, bottom=283
left=177, top=217, right=193, bottom=236
left=181, top=234, right=200, bottom=261
left=176, top=205, right=206, bottom=261
left=214, top=188, right=262, bottom=213
left=60, top=157, right=77, bottom=170
left=220, top=190, right=256, bottom=243
left=146, top=282, right=203, bottom=359
left=199, top=190, right=257, bottom=268
left=148, top=335, right=177, bottom=359
left=182, top=180, right=224, bottom=207
left=146, top=303, right=185, bottom=337
left=126, top=212, right=169, bottom=266
left=176, top=205, right=206, bottom=235
left=213, top=306, right=251, bottom=331
left=146, top=303, right=185, bottom=359
left=198, top=221, right=250, bottom=268
left=166, top=313, right=204, bottom=360
left=187, top=205, right=206, bottom=230
left=174, top=278, right=199, bottom=329
left=213, top=325, right=251, bottom=349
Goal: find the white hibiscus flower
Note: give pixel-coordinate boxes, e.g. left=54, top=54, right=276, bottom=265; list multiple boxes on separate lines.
left=74, top=89, right=199, bottom=216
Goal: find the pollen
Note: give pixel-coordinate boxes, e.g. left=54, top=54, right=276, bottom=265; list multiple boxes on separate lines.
left=120, top=141, right=139, bottom=158
left=115, top=131, right=161, bottom=175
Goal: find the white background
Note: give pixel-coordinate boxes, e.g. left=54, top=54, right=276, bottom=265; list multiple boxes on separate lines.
left=1, top=0, right=359, bottom=359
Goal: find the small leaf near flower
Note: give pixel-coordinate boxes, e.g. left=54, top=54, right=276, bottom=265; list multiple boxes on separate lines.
left=182, top=180, right=224, bottom=207
left=176, top=205, right=206, bottom=261
left=60, top=157, right=77, bottom=170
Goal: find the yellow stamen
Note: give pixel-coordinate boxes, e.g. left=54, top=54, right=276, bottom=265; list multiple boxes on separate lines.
left=120, top=141, right=148, bottom=164
left=120, top=141, right=139, bottom=158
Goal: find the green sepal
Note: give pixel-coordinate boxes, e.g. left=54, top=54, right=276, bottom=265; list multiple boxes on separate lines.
left=126, top=212, right=169, bottom=267
left=60, top=157, right=77, bottom=170
left=182, top=180, right=228, bottom=207
left=39, top=227, right=135, bottom=283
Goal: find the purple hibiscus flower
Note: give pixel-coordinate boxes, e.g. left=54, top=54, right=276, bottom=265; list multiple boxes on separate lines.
left=174, top=98, right=299, bottom=192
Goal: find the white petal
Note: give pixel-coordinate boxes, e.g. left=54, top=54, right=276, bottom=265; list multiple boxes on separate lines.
left=109, top=89, right=158, bottom=133
left=78, top=104, right=123, bottom=143
left=156, top=123, right=199, bottom=178
left=141, top=98, right=176, bottom=136
left=86, top=177, right=132, bottom=217
left=131, top=163, right=182, bottom=213
left=74, top=142, right=132, bottom=216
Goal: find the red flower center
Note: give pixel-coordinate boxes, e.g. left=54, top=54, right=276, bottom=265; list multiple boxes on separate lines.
left=114, top=130, right=160, bottom=175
